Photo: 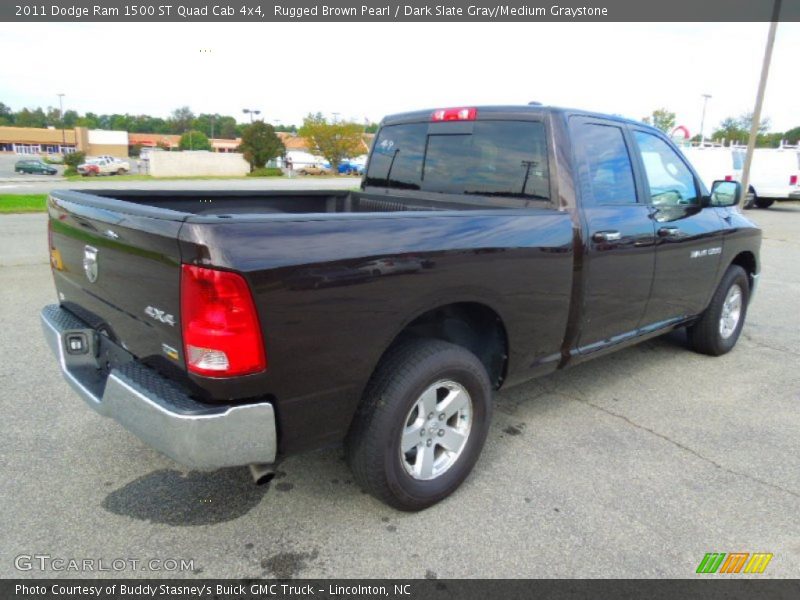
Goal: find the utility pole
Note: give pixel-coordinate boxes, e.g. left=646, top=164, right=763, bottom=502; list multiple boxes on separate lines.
left=699, top=94, right=711, bottom=146
left=740, top=1, right=781, bottom=208
left=57, top=93, right=66, bottom=153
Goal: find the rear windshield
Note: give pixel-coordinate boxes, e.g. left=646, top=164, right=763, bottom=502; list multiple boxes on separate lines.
left=365, top=121, right=550, bottom=203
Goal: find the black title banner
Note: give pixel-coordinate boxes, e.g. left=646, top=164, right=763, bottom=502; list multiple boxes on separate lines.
left=3, top=0, right=800, bottom=22
left=5, top=579, right=800, bottom=600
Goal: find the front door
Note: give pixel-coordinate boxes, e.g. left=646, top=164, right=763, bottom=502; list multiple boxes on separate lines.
left=570, top=117, right=657, bottom=351
left=630, top=129, right=724, bottom=325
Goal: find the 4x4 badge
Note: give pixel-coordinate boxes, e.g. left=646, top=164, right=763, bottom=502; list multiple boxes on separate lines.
left=83, top=245, right=98, bottom=283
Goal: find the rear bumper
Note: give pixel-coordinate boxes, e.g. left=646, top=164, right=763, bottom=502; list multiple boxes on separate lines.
left=40, top=304, right=277, bottom=469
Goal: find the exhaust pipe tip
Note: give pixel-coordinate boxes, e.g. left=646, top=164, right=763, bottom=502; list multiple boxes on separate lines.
left=249, top=463, right=276, bottom=486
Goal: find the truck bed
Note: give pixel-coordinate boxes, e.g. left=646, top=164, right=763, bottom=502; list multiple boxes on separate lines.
left=75, top=189, right=535, bottom=219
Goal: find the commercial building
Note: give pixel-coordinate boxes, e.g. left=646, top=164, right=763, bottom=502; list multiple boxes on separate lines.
left=0, top=125, right=128, bottom=157
left=0, top=125, right=374, bottom=165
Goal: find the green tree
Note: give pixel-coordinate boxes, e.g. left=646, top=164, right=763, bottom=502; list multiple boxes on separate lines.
left=63, top=151, right=86, bottom=169
left=170, top=106, right=195, bottom=134
left=0, top=102, right=12, bottom=125
left=712, top=112, right=772, bottom=144
left=179, top=130, right=211, bottom=151
left=237, top=121, right=285, bottom=170
left=365, top=122, right=379, bottom=134
left=783, top=126, right=800, bottom=145
left=738, top=111, right=771, bottom=134
left=298, top=114, right=366, bottom=171
left=62, top=110, right=79, bottom=128
left=15, top=107, right=47, bottom=128
left=217, top=116, right=239, bottom=139
left=711, top=117, right=746, bottom=143
left=642, top=108, right=676, bottom=133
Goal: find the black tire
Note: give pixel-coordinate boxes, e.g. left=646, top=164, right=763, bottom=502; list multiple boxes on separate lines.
left=755, top=197, right=774, bottom=209
left=688, top=265, right=750, bottom=356
left=346, top=339, right=493, bottom=511
left=743, top=186, right=757, bottom=210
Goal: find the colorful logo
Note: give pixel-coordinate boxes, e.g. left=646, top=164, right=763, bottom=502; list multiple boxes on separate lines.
left=696, top=552, right=773, bottom=574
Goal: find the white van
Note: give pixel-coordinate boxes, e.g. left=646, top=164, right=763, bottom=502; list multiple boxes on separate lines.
left=745, top=148, right=800, bottom=206
left=680, top=146, right=800, bottom=209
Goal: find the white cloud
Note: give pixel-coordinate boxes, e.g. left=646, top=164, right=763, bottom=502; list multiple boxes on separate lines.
left=1, top=21, right=798, bottom=132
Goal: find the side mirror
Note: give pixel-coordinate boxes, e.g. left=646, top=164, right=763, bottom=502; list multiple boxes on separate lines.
left=708, top=180, right=741, bottom=207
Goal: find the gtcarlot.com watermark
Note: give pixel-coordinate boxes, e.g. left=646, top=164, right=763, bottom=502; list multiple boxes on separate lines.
left=15, top=554, right=195, bottom=572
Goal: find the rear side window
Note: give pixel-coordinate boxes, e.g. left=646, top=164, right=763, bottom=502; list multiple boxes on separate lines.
left=366, top=121, right=550, bottom=202
left=572, top=122, right=637, bottom=204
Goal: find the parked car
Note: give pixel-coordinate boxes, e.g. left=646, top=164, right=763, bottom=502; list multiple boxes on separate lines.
left=14, top=159, right=57, bottom=175
left=338, top=161, right=366, bottom=175
left=297, top=163, right=331, bottom=176
left=41, top=104, right=761, bottom=511
left=77, top=157, right=130, bottom=176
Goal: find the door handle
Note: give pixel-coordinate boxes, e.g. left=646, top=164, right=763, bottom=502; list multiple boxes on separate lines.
left=658, top=226, right=681, bottom=238
left=592, top=230, right=622, bottom=243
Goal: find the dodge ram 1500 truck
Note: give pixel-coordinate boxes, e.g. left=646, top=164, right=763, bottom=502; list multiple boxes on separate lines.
left=41, top=105, right=761, bottom=510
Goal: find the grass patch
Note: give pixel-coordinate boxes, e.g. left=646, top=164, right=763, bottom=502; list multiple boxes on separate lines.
left=0, top=194, right=48, bottom=213
left=247, top=167, right=284, bottom=177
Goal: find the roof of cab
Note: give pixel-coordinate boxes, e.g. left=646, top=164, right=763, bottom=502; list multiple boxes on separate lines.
left=380, top=104, right=660, bottom=134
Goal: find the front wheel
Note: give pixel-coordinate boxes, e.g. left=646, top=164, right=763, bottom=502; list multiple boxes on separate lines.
left=346, top=339, right=492, bottom=511
left=743, top=186, right=757, bottom=210
left=688, top=265, right=750, bottom=356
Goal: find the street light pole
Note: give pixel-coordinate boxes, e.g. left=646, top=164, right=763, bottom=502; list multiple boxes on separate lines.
left=210, top=115, right=215, bottom=152
left=243, top=108, right=261, bottom=123
left=57, top=93, right=66, bottom=153
left=740, top=1, right=781, bottom=208
left=699, top=93, right=711, bottom=146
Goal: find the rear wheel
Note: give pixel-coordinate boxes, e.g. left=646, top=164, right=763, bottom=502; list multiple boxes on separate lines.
left=116, top=168, right=126, bottom=175
left=755, top=197, right=774, bottom=209
left=688, top=265, right=750, bottom=356
left=346, top=339, right=492, bottom=511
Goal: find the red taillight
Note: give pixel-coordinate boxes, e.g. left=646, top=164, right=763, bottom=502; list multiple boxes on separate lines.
left=431, top=107, right=477, bottom=122
left=180, top=264, right=266, bottom=377
left=790, top=175, right=798, bottom=185
left=724, top=175, right=733, bottom=181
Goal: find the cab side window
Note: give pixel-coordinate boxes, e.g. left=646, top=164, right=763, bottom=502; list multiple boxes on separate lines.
left=633, top=131, right=699, bottom=207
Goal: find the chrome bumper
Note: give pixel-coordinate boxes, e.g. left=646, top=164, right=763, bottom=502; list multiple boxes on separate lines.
left=40, top=304, right=277, bottom=469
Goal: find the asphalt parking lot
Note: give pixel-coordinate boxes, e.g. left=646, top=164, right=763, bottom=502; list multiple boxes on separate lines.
left=0, top=154, right=360, bottom=194
left=1, top=202, right=798, bottom=579
left=0, top=153, right=66, bottom=180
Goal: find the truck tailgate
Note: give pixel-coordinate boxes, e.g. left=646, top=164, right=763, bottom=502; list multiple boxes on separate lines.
left=47, top=193, right=186, bottom=371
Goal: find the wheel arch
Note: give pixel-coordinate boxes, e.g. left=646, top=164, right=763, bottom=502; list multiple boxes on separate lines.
left=730, top=250, right=757, bottom=290
left=371, top=301, right=510, bottom=391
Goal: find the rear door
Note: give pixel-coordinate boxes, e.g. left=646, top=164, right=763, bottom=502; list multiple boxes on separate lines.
left=571, top=117, right=656, bottom=350
left=629, top=129, right=724, bottom=324
left=48, top=194, right=186, bottom=371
